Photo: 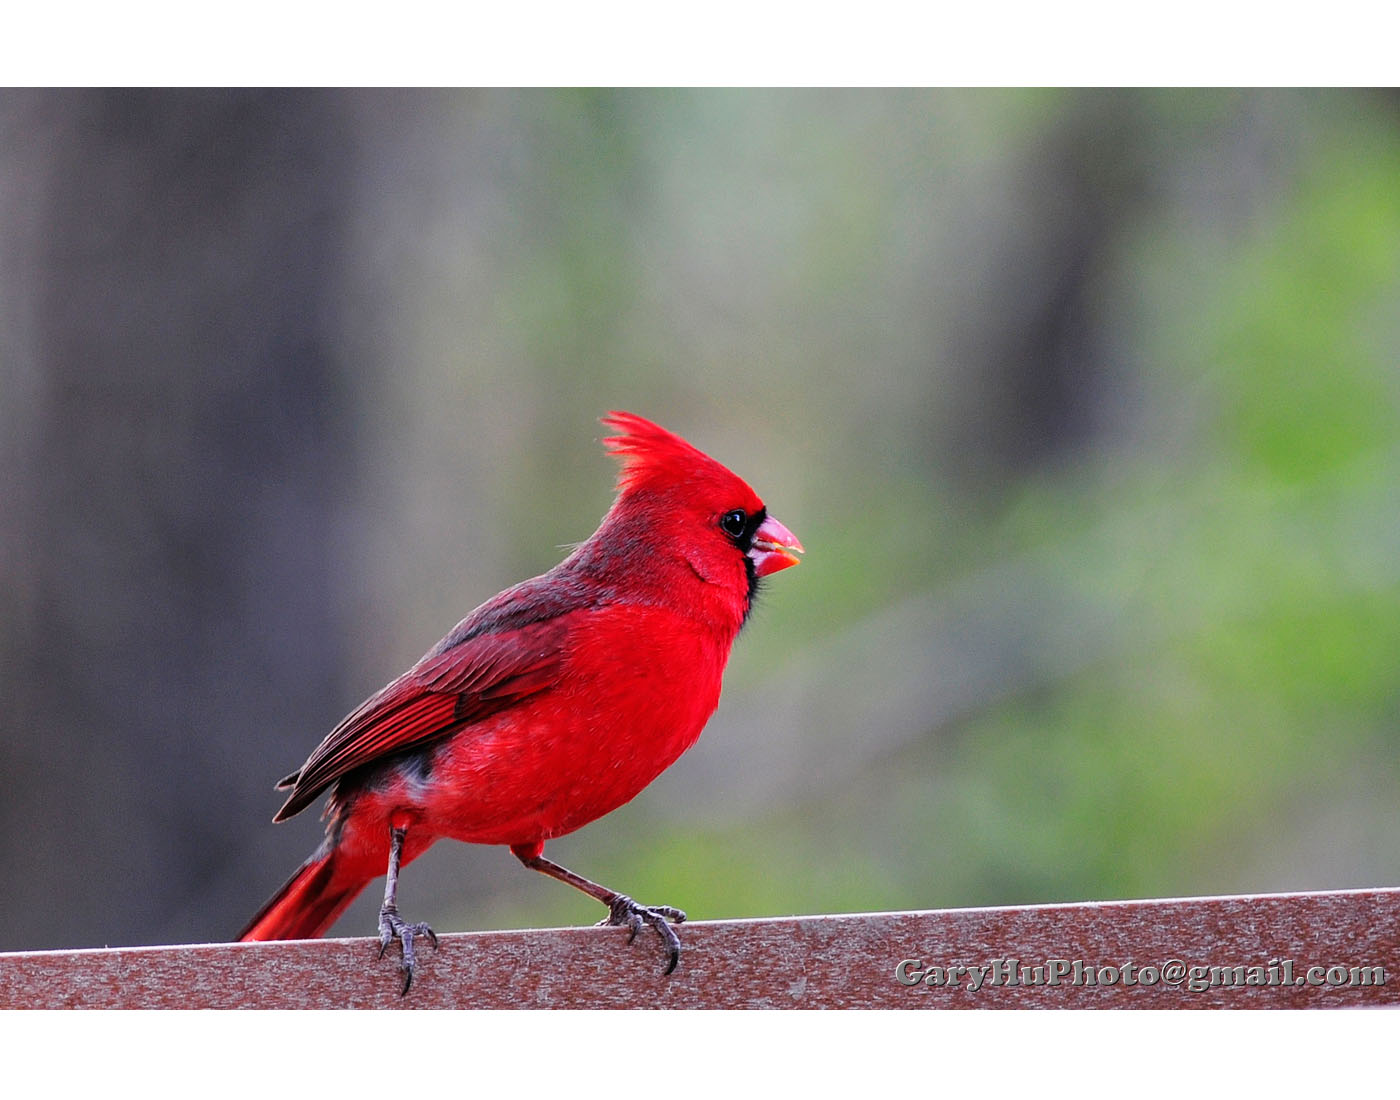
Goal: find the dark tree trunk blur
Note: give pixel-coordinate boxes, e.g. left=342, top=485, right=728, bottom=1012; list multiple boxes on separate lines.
left=939, top=92, right=1150, bottom=486
left=0, top=90, right=359, bottom=948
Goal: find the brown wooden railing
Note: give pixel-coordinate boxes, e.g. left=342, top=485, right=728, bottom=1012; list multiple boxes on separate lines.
left=3, top=887, right=1395, bottom=1008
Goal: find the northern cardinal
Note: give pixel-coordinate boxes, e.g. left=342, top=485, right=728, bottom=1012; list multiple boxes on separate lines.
left=238, top=411, right=803, bottom=992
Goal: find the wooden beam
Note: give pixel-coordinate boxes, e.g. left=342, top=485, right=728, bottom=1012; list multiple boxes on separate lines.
left=3, top=887, right=1396, bottom=1008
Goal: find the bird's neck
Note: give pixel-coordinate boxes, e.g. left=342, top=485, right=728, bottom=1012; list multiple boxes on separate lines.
left=564, top=524, right=750, bottom=645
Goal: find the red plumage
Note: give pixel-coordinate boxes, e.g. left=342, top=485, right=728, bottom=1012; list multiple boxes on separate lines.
left=238, top=411, right=803, bottom=991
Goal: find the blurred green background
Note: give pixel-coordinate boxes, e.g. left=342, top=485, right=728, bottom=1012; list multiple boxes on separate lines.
left=2, top=88, right=1398, bottom=951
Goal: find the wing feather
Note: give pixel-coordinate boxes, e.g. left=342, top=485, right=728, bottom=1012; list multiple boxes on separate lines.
left=272, top=615, right=572, bottom=822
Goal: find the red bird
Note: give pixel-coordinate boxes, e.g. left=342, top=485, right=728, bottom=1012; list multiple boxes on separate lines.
left=238, top=411, right=803, bottom=991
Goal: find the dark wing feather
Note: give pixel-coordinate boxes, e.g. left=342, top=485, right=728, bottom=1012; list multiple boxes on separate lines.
left=272, top=613, right=573, bottom=822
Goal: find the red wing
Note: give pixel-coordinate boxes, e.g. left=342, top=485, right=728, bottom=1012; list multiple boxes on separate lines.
left=273, top=616, right=570, bottom=821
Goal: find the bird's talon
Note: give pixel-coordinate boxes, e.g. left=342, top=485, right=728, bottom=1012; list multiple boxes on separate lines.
left=599, top=894, right=686, bottom=974
left=377, top=906, right=437, bottom=995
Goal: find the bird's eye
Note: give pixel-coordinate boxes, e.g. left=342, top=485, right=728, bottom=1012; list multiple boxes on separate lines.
left=719, top=509, right=748, bottom=539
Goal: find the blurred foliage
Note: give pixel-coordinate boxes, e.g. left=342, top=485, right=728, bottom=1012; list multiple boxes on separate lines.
left=473, top=88, right=1400, bottom=935
left=3, top=88, right=1398, bottom=950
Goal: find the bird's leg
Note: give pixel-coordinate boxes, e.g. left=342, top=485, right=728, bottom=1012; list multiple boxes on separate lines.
left=511, top=844, right=687, bottom=975
left=377, top=825, right=437, bottom=995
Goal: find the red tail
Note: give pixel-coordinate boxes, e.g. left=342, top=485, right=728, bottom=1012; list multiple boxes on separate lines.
left=237, top=849, right=368, bottom=942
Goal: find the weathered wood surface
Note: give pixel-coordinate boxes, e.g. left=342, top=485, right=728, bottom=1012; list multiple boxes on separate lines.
left=3, top=887, right=1396, bottom=1008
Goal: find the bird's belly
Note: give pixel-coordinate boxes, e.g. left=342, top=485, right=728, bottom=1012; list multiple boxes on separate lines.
left=407, top=671, right=720, bottom=847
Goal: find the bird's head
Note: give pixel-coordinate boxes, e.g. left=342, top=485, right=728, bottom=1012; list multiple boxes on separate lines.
left=592, top=411, right=803, bottom=618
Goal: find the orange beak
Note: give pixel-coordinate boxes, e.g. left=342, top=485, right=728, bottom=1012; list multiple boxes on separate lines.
left=750, top=514, right=804, bottom=577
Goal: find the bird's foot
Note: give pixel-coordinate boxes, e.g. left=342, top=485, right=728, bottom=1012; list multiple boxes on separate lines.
left=377, top=904, right=438, bottom=996
left=598, top=894, right=687, bottom=975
